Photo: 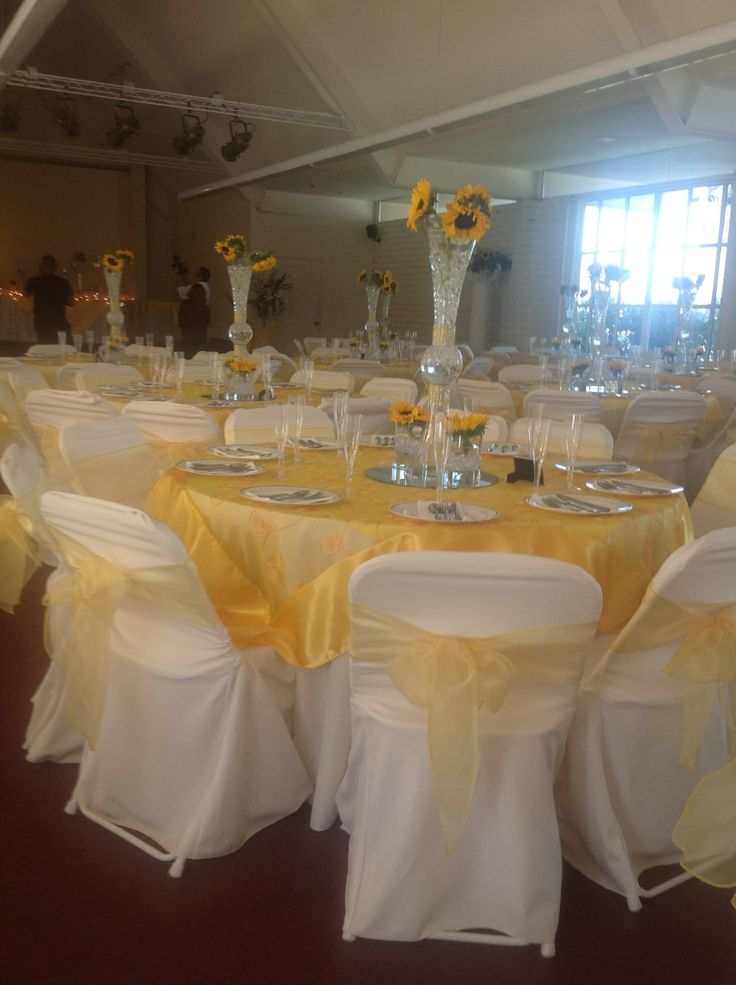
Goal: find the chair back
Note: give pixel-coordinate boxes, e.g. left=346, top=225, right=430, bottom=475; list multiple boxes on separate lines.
left=290, top=369, right=354, bottom=391
left=690, top=442, right=736, bottom=537
left=695, top=374, right=736, bottom=420
left=56, top=363, right=84, bottom=389
left=614, top=392, right=706, bottom=480
left=224, top=406, right=334, bottom=444
left=360, top=377, right=418, bottom=404
left=26, top=344, right=76, bottom=357
left=0, top=380, right=37, bottom=452
left=461, top=356, right=496, bottom=380
left=122, top=400, right=220, bottom=444
left=330, top=359, right=384, bottom=385
left=319, top=396, right=390, bottom=436
left=25, top=388, right=118, bottom=428
left=498, top=364, right=552, bottom=385
left=488, top=346, right=519, bottom=353
left=456, top=379, right=516, bottom=420
left=509, top=417, right=614, bottom=458
left=125, top=344, right=169, bottom=358
left=481, top=415, right=508, bottom=446
left=303, top=337, right=325, bottom=355
left=8, top=367, right=48, bottom=401
left=524, top=389, right=605, bottom=423
left=59, top=417, right=159, bottom=507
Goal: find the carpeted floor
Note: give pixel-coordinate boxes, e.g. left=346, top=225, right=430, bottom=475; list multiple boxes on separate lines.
left=1, top=568, right=733, bottom=985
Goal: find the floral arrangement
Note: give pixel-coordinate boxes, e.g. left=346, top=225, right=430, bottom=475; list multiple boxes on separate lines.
left=588, top=263, right=630, bottom=288
left=445, top=412, right=488, bottom=452
left=381, top=269, right=397, bottom=294
left=391, top=401, right=430, bottom=435
left=249, top=268, right=292, bottom=320
left=560, top=283, right=589, bottom=301
left=468, top=248, right=511, bottom=275
left=672, top=275, right=705, bottom=293
left=94, top=248, right=134, bottom=272
left=214, top=234, right=277, bottom=271
left=357, top=268, right=396, bottom=292
left=608, top=357, right=627, bottom=378
left=572, top=356, right=591, bottom=376
left=225, top=356, right=257, bottom=376
left=406, top=179, right=492, bottom=241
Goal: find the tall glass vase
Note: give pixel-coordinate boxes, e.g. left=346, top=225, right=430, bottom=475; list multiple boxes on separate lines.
left=378, top=289, right=392, bottom=340
left=588, top=287, right=610, bottom=350
left=364, top=282, right=380, bottom=355
left=420, top=216, right=474, bottom=415
left=227, top=263, right=254, bottom=357
left=103, top=268, right=126, bottom=363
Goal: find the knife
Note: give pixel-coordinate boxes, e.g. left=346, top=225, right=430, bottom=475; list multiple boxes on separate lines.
left=556, top=494, right=611, bottom=514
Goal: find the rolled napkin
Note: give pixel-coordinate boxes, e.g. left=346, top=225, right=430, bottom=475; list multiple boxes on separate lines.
left=416, top=499, right=471, bottom=522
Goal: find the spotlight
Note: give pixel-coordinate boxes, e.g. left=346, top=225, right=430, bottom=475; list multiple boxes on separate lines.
left=221, top=120, right=254, bottom=162
left=173, top=112, right=205, bottom=154
left=106, top=104, right=140, bottom=148
left=56, top=97, right=80, bottom=138
left=0, top=93, right=20, bottom=132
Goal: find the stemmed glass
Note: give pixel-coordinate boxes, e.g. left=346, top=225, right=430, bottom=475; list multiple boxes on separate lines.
left=332, top=391, right=350, bottom=457
left=261, top=353, right=273, bottom=400
left=72, top=333, right=83, bottom=356
left=212, top=360, right=226, bottom=402
left=274, top=405, right=289, bottom=478
left=564, top=412, right=585, bottom=492
left=151, top=351, right=168, bottom=387
left=343, top=414, right=363, bottom=497
left=527, top=414, right=551, bottom=498
left=174, top=352, right=186, bottom=398
left=300, top=357, right=315, bottom=401
left=57, top=330, right=67, bottom=347
left=288, top=396, right=305, bottom=463
left=164, top=335, right=175, bottom=358
left=85, top=330, right=95, bottom=355
left=529, top=336, right=537, bottom=355
left=145, top=333, right=154, bottom=349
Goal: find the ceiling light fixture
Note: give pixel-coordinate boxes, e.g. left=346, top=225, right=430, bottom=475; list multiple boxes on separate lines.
left=221, top=120, right=254, bottom=162
left=173, top=112, right=205, bottom=154
left=55, top=97, right=81, bottom=138
left=106, top=104, right=140, bottom=148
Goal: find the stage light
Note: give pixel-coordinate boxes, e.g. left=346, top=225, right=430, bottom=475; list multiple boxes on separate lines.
left=106, top=104, right=140, bottom=148
left=173, top=112, right=205, bottom=154
left=56, top=97, right=81, bottom=138
left=221, top=120, right=254, bottom=162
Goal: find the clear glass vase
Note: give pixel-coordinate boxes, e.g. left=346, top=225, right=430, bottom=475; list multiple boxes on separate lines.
left=227, top=263, right=254, bottom=356
left=378, top=290, right=392, bottom=340
left=421, top=216, right=475, bottom=415
left=225, top=371, right=255, bottom=402
left=589, top=288, right=611, bottom=349
left=392, top=427, right=425, bottom=483
left=445, top=432, right=482, bottom=487
left=102, top=268, right=127, bottom=363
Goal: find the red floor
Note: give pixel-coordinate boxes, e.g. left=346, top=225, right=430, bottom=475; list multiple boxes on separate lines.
left=1, top=568, right=733, bottom=985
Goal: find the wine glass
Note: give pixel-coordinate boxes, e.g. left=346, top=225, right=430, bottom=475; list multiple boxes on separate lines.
left=288, top=396, right=305, bottom=463
left=343, top=414, right=363, bottom=497
left=274, top=405, right=289, bottom=478
left=145, top=333, right=154, bottom=349
left=165, top=335, right=174, bottom=358
left=527, top=415, right=551, bottom=498
left=564, top=413, right=585, bottom=491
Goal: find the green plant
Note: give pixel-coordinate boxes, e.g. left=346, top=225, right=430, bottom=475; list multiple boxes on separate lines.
left=248, top=268, right=293, bottom=320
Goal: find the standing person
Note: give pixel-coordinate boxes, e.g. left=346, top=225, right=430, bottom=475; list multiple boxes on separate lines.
left=178, top=265, right=211, bottom=304
left=177, top=282, right=210, bottom=355
left=23, top=255, right=74, bottom=343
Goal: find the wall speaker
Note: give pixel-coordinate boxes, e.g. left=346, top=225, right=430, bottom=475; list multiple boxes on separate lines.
left=366, top=223, right=381, bottom=243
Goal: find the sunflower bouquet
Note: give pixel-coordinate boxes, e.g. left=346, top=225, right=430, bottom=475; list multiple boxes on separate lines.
left=215, top=234, right=277, bottom=271
left=224, top=356, right=257, bottom=376
left=390, top=401, right=430, bottom=437
left=407, top=179, right=492, bottom=241
left=94, top=248, right=134, bottom=272
left=445, top=412, right=488, bottom=453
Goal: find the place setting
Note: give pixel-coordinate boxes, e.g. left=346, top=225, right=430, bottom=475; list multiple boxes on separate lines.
left=206, top=444, right=277, bottom=460
left=175, top=460, right=266, bottom=477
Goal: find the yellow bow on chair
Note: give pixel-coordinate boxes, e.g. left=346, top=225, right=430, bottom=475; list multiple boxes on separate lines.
left=43, top=532, right=220, bottom=747
left=622, top=420, right=697, bottom=472
left=0, top=495, right=40, bottom=613
left=350, top=604, right=596, bottom=852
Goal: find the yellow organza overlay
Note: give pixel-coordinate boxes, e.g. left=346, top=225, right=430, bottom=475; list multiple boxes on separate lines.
left=350, top=603, right=597, bottom=852
left=0, top=495, right=39, bottom=613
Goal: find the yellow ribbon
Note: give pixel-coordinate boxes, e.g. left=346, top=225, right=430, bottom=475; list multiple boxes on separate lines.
left=350, top=603, right=596, bottom=852
left=621, top=420, right=698, bottom=472
left=0, top=495, right=40, bottom=613
left=43, top=531, right=219, bottom=747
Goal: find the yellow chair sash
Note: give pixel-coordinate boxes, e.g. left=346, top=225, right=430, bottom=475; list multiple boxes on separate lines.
left=69, top=444, right=160, bottom=504
left=621, top=419, right=698, bottom=470
left=0, top=495, right=39, bottom=612
left=350, top=603, right=596, bottom=852
left=696, top=455, right=736, bottom=512
left=145, top=435, right=213, bottom=471
left=43, top=531, right=219, bottom=746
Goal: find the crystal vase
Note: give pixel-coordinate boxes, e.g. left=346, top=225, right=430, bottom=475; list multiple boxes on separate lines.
left=392, top=427, right=425, bottom=484
left=420, top=216, right=474, bottom=415
left=378, top=290, right=392, bottom=340
left=364, top=283, right=380, bottom=355
left=225, top=371, right=255, bottom=402
left=103, top=268, right=127, bottom=363
left=445, top=431, right=482, bottom=487
left=589, top=287, right=610, bottom=350
left=227, top=263, right=254, bottom=357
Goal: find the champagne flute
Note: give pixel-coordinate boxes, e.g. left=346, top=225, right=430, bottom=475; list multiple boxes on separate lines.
left=300, top=357, right=315, bottom=401
left=85, top=330, right=95, bottom=354
left=261, top=353, right=273, bottom=399
left=174, top=352, right=186, bottom=397
left=332, top=390, right=349, bottom=457
left=72, top=333, right=83, bottom=356
left=165, top=335, right=174, bottom=358
left=274, top=405, right=289, bottom=478
left=344, top=414, right=363, bottom=497
left=564, top=412, right=585, bottom=491
left=527, top=415, right=551, bottom=497
left=529, top=336, right=537, bottom=355
left=145, top=333, right=154, bottom=349
left=288, top=395, right=305, bottom=463
left=57, top=330, right=67, bottom=348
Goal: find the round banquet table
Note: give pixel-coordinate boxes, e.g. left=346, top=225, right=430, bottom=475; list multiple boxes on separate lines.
left=507, top=386, right=722, bottom=441
left=145, top=445, right=692, bottom=669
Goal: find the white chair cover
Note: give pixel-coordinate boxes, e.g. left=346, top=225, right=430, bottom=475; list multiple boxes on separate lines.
left=360, top=377, right=418, bottom=405
left=690, top=442, right=736, bottom=537
left=122, top=400, right=221, bottom=445
left=555, top=529, right=734, bottom=908
left=26, top=344, right=76, bottom=357
left=461, top=356, right=496, bottom=380
left=125, top=344, right=169, bottom=358
left=318, top=396, right=390, bottom=436
left=509, top=418, right=614, bottom=459
left=614, top=391, right=706, bottom=485
left=336, top=552, right=602, bottom=951
left=8, top=367, right=48, bottom=401
left=0, top=380, right=38, bottom=451
left=498, top=364, right=552, bottom=385
left=74, top=365, right=145, bottom=390
left=481, top=415, right=509, bottom=446
left=524, top=389, right=605, bottom=423
left=40, top=491, right=311, bottom=876
left=59, top=417, right=159, bottom=509
left=224, top=406, right=334, bottom=445
left=290, top=369, right=354, bottom=391
left=330, top=359, right=384, bottom=385
left=695, top=374, right=736, bottom=420
left=456, top=380, right=516, bottom=421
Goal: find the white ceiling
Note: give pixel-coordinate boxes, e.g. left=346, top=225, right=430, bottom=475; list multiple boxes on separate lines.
left=1, top=0, right=736, bottom=210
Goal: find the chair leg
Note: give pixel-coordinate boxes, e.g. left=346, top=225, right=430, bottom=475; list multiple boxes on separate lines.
left=168, top=857, right=186, bottom=878
left=627, top=894, right=643, bottom=913
left=541, top=943, right=556, bottom=958
left=342, top=933, right=356, bottom=943
left=639, top=871, right=692, bottom=898
left=64, top=795, right=78, bottom=815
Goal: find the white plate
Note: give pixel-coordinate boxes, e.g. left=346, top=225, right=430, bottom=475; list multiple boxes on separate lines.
left=98, top=385, right=143, bottom=396
left=485, top=442, right=528, bottom=456
left=526, top=492, right=632, bottom=515
left=389, top=500, right=500, bottom=523
left=286, top=436, right=338, bottom=450
left=207, top=444, right=277, bottom=460
left=362, top=434, right=395, bottom=447
left=175, top=460, right=265, bottom=476
left=554, top=460, right=640, bottom=475
left=585, top=478, right=683, bottom=496
left=241, top=485, right=340, bottom=505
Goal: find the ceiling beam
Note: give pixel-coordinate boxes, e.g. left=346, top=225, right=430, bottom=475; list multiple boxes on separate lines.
left=0, top=0, right=67, bottom=82
left=0, top=136, right=223, bottom=171
left=180, top=17, right=736, bottom=201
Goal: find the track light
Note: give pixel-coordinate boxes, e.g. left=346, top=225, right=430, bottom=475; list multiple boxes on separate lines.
left=0, top=93, right=20, bottom=132
left=173, top=112, right=205, bottom=154
left=221, top=119, right=254, bottom=162
left=106, top=104, right=140, bottom=148
left=55, top=97, right=80, bottom=138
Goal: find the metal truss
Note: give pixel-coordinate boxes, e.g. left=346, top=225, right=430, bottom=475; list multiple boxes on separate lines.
left=5, top=70, right=350, bottom=130
left=0, top=136, right=223, bottom=172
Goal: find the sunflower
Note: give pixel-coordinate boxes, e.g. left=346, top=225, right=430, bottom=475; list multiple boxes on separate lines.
left=406, top=179, right=433, bottom=231
left=390, top=400, right=416, bottom=424
left=251, top=252, right=277, bottom=272
left=103, top=253, right=123, bottom=271
left=220, top=245, right=236, bottom=263
left=446, top=412, right=488, bottom=436
left=411, top=406, right=430, bottom=424
left=115, top=249, right=134, bottom=264
left=356, top=269, right=368, bottom=283
left=441, top=202, right=491, bottom=242
left=382, top=269, right=393, bottom=291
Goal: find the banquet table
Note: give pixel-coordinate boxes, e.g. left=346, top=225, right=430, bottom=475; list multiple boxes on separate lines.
left=19, top=353, right=96, bottom=384
left=145, top=446, right=692, bottom=669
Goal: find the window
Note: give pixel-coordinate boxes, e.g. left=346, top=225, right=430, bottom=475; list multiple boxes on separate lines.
left=578, top=182, right=732, bottom=351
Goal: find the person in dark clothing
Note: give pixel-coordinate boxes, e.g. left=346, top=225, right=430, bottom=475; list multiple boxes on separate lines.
left=23, top=255, right=74, bottom=343
left=178, top=281, right=210, bottom=355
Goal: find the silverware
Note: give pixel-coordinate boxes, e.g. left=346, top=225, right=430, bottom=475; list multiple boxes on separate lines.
left=555, top=494, right=610, bottom=514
